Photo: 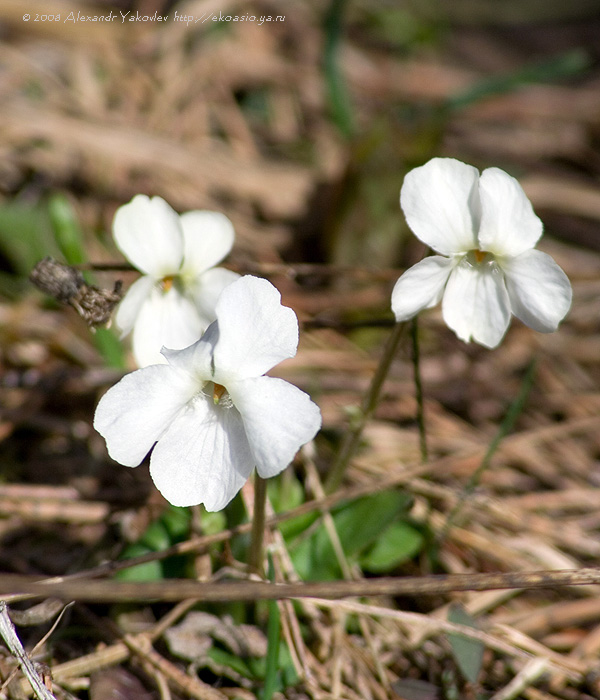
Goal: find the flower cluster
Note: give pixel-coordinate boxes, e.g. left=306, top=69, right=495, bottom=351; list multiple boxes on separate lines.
left=391, top=158, right=572, bottom=348
left=96, top=158, right=572, bottom=511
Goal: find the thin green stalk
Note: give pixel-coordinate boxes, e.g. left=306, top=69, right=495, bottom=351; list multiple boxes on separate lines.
left=248, top=475, right=268, bottom=574
left=411, top=316, right=428, bottom=462
left=325, top=322, right=408, bottom=493
left=262, top=555, right=281, bottom=700
left=323, top=0, right=354, bottom=138
left=437, top=359, right=537, bottom=544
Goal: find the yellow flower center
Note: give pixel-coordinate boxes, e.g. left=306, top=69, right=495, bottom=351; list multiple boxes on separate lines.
left=212, top=383, right=226, bottom=404
left=162, top=276, right=175, bottom=291
left=465, top=249, right=493, bottom=267
left=196, top=382, right=233, bottom=410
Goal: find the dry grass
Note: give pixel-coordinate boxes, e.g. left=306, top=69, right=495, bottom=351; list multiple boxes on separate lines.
left=1, top=1, right=600, bottom=698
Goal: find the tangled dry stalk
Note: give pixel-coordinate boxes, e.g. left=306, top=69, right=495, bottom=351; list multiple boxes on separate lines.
left=2, top=1, right=600, bottom=699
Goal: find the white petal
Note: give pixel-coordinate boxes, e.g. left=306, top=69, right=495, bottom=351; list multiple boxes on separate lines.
left=179, top=211, right=235, bottom=276
left=442, top=258, right=511, bottom=348
left=150, top=397, right=254, bottom=510
left=400, top=158, right=480, bottom=255
left=229, top=376, right=321, bottom=479
left=115, top=275, right=155, bottom=337
left=113, top=195, right=184, bottom=277
left=94, top=364, right=194, bottom=467
left=131, top=287, right=204, bottom=368
left=391, top=256, right=454, bottom=321
left=212, top=276, right=298, bottom=381
left=160, top=322, right=219, bottom=381
left=188, top=267, right=241, bottom=328
left=478, top=168, right=542, bottom=257
left=501, top=249, right=572, bottom=332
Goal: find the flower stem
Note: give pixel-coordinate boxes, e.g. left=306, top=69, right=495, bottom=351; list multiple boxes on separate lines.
left=411, top=316, right=428, bottom=463
left=248, top=474, right=268, bottom=574
left=325, top=321, right=408, bottom=493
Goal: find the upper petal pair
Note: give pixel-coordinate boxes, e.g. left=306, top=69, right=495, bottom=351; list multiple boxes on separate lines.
left=113, top=196, right=236, bottom=279
left=400, top=158, right=543, bottom=257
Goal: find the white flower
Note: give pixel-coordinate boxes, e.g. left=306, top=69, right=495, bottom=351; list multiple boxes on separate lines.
left=94, top=275, right=322, bottom=511
left=113, top=195, right=240, bottom=367
left=391, top=158, right=572, bottom=348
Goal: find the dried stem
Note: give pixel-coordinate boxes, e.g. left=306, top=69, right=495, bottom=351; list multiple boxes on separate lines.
left=0, top=602, right=58, bottom=700
left=1, top=567, right=600, bottom=604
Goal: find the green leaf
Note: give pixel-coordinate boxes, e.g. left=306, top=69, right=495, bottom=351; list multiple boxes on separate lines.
left=48, top=193, right=87, bottom=267
left=360, top=521, right=424, bottom=572
left=116, top=506, right=191, bottom=582
left=201, top=509, right=227, bottom=536
left=115, top=543, right=165, bottom=582
left=207, top=647, right=254, bottom=679
left=289, top=491, right=413, bottom=580
left=268, top=473, right=314, bottom=541
left=0, top=202, right=56, bottom=275
left=92, top=327, right=126, bottom=369
left=267, top=472, right=305, bottom=513
left=446, top=604, right=484, bottom=685
left=334, top=490, right=413, bottom=556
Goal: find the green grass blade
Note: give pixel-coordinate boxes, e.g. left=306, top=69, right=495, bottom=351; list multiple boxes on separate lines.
left=323, top=0, right=355, bottom=138
left=447, top=49, right=590, bottom=111
left=262, top=555, right=281, bottom=700
left=48, top=193, right=87, bottom=267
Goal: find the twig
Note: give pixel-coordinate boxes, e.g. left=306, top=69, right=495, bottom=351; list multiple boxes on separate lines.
left=489, top=658, right=549, bottom=700
left=0, top=602, right=58, bottom=700
left=122, top=634, right=227, bottom=700
left=0, top=568, right=600, bottom=603
left=81, top=260, right=400, bottom=281
left=39, top=599, right=199, bottom=691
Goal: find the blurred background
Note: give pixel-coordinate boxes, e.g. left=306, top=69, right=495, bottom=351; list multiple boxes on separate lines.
left=2, top=1, right=600, bottom=698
